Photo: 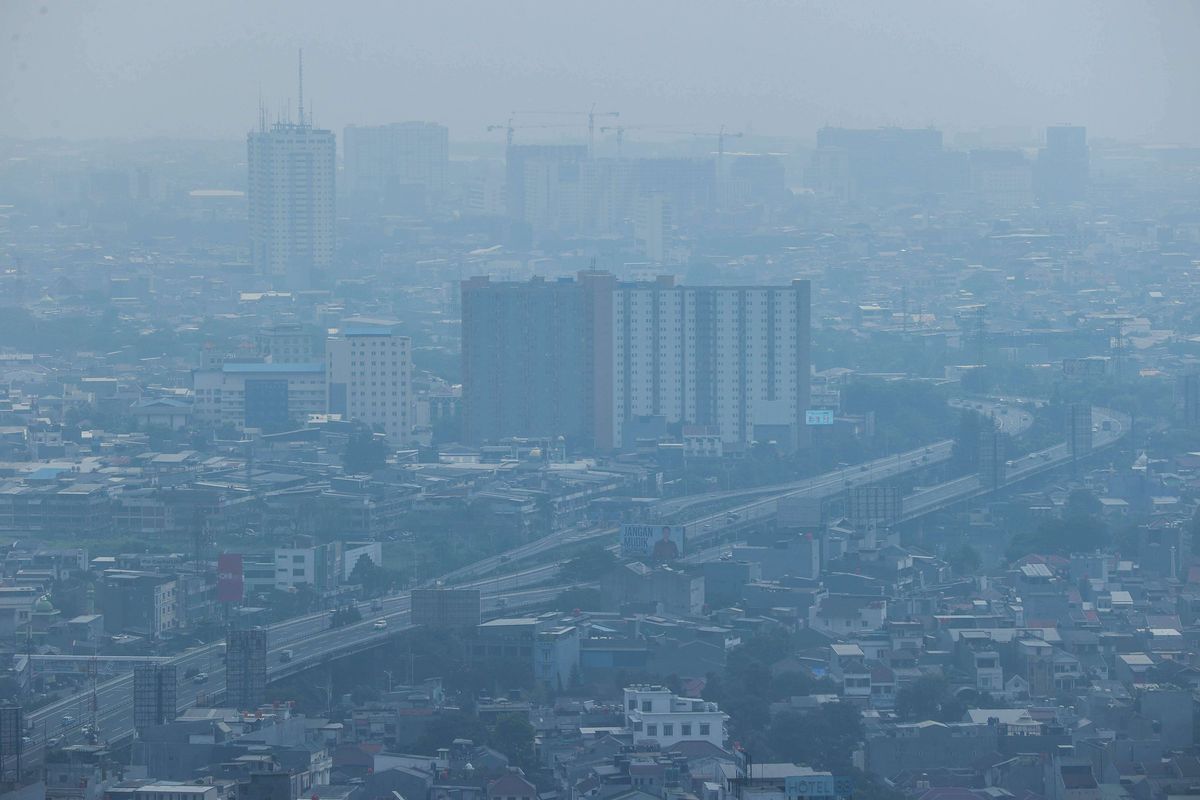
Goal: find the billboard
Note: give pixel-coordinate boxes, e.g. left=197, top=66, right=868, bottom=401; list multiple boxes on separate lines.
left=217, top=553, right=244, bottom=603
left=134, top=664, right=177, bottom=731
left=846, top=486, right=902, bottom=526
left=621, top=524, right=685, bottom=561
left=227, top=628, right=268, bottom=711
left=806, top=409, right=834, bottom=426
left=786, top=775, right=835, bottom=798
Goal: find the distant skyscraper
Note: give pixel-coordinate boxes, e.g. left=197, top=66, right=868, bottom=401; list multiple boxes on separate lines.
left=327, top=318, right=413, bottom=443
left=344, top=122, right=449, bottom=212
left=248, top=102, right=335, bottom=285
left=1036, top=125, right=1088, bottom=203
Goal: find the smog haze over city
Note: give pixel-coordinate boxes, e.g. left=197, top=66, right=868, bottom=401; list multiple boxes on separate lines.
left=1, top=4, right=1200, bottom=800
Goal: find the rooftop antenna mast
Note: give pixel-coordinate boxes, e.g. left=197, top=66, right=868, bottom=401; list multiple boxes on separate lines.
left=297, top=49, right=305, bottom=127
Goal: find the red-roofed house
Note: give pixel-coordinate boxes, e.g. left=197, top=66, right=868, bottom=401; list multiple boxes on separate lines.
left=487, top=773, right=537, bottom=800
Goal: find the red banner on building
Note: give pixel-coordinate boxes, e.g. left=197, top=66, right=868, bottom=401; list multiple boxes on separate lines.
left=217, top=553, right=244, bottom=603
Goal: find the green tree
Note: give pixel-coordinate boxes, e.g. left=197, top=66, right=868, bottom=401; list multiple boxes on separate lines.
left=895, top=675, right=947, bottom=721
left=561, top=545, right=619, bottom=582
left=343, top=430, right=388, bottom=474
left=769, top=671, right=817, bottom=701
left=948, top=544, right=982, bottom=575
left=1066, top=488, right=1102, bottom=518
left=414, top=711, right=491, bottom=753
left=492, top=713, right=536, bottom=771
left=768, top=703, right=863, bottom=773
left=1007, top=514, right=1109, bottom=561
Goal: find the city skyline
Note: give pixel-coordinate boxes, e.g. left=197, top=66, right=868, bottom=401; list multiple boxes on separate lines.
left=2, top=1, right=1198, bottom=144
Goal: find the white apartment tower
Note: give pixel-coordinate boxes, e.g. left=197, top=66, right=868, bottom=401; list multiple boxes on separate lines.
left=608, top=277, right=811, bottom=449
left=248, top=69, right=335, bottom=286
left=327, top=318, right=412, bottom=443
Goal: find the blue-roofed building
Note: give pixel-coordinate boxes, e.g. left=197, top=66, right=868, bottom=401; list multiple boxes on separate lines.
left=192, top=361, right=326, bottom=431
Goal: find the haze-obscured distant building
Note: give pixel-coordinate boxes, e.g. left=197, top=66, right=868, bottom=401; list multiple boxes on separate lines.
left=248, top=117, right=335, bottom=286
left=344, top=122, right=449, bottom=212
left=1036, top=125, right=1088, bottom=203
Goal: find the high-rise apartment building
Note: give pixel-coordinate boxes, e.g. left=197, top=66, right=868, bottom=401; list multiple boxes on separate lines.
left=247, top=118, right=335, bottom=285
left=1036, top=125, right=1088, bottom=203
left=327, top=318, right=412, bottom=443
left=460, top=274, right=608, bottom=446
left=608, top=277, right=811, bottom=450
left=460, top=272, right=811, bottom=451
left=344, top=122, right=449, bottom=211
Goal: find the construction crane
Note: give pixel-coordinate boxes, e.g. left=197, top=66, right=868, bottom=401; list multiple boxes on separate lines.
left=486, top=117, right=580, bottom=148
left=512, top=105, right=620, bottom=156
left=598, top=124, right=744, bottom=165
left=686, top=125, right=744, bottom=167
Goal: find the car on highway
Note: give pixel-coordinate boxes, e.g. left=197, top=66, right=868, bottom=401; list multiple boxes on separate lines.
left=192, top=672, right=208, bottom=684
left=279, top=649, right=294, bottom=663
left=61, top=715, right=73, bottom=727
left=373, top=619, right=388, bottom=630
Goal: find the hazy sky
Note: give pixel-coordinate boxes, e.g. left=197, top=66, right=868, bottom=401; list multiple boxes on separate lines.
left=2, top=0, right=1197, bottom=144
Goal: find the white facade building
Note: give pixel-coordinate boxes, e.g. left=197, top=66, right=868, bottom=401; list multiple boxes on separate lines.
left=248, top=121, right=335, bottom=284
left=326, top=318, right=412, bottom=443
left=192, top=362, right=326, bottom=430
left=609, top=278, right=811, bottom=448
left=623, top=685, right=728, bottom=749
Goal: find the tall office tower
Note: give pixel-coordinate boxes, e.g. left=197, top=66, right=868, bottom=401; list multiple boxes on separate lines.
left=1035, top=125, right=1088, bottom=202
left=344, top=122, right=449, bottom=212
left=247, top=95, right=335, bottom=286
left=326, top=318, right=413, bottom=443
left=460, top=273, right=611, bottom=446
left=606, top=277, right=811, bottom=450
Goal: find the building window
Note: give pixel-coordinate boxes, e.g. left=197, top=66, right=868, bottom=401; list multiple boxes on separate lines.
left=642, top=700, right=652, bottom=712
left=699, top=723, right=710, bottom=736
left=662, top=724, right=673, bottom=737
left=646, top=724, right=657, bottom=737
left=681, top=724, right=692, bottom=736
